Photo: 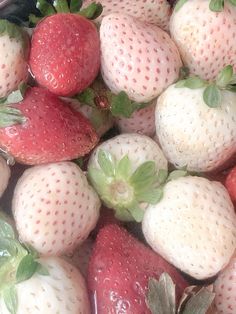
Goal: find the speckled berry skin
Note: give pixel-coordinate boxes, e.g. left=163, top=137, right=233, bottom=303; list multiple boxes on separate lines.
left=0, top=156, right=10, bottom=198
left=100, top=13, right=182, bottom=103
left=142, top=176, right=236, bottom=280
left=12, top=162, right=101, bottom=256
left=82, top=0, right=171, bottom=30
left=155, top=85, right=236, bottom=172
left=0, top=257, right=91, bottom=314
left=170, top=0, right=236, bottom=80
left=214, top=254, right=236, bottom=314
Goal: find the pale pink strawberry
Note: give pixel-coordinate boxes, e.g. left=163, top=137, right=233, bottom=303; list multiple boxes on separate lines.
left=0, top=19, right=29, bottom=98
left=82, top=0, right=171, bottom=30
left=116, top=101, right=156, bottom=137
left=170, top=0, right=236, bottom=80
left=214, top=254, right=236, bottom=314
left=12, top=162, right=101, bottom=256
left=0, top=155, right=10, bottom=198
left=100, top=13, right=182, bottom=103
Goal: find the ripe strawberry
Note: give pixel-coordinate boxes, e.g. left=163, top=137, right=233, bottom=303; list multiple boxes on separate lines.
left=214, top=254, right=236, bottom=314
left=142, top=175, right=236, bottom=280
left=0, top=87, right=98, bottom=165
left=225, top=166, right=236, bottom=203
left=88, top=224, right=188, bottom=313
left=12, top=161, right=101, bottom=255
left=170, top=0, right=236, bottom=80
left=88, top=133, right=168, bottom=222
left=0, top=19, right=29, bottom=98
left=116, top=102, right=156, bottom=137
left=0, top=156, right=10, bottom=198
left=100, top=13, right=182, bottom=103
left=82, top=0, right=171, bottom=30
left=155, top=82, right=236, bottom=172
left=29, top=13, right=100, bottom=96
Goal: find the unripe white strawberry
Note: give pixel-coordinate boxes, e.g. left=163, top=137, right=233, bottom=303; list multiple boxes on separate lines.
left=0, top=156, right=10, bottom=198
left=142, top=176, right=236, bottom=280
left=100, top=13, right=182, bottom=103
left=0, top=19, right=29, bottom=98
left=12, top=162, right=101, bottom=256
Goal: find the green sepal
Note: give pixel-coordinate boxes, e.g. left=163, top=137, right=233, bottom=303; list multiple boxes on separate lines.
left=0, top=216, right=15, bottom=240
left=176, top=77, right=206, bottom=89
left=53, top=0, right=70, bottom=13
left=167, top=170, right=188, bottom=182
left=130, top=161, right=157, bottom=190
left=76, top=88, right=96, bottom=107
left=23, top=244, right=39, bottom=260
left=114, top=208, right=134, bottom=222
left=2, top=285, right=18, bottom=314
left=98, top=150, right=116, bottom=177
left=73, top=157, right=84, bottom=168
left=182, top=287, right=215, bottom=314
left=216, top=65, right=233, bottom=87
left=88, top=167, right=109, bottom=195
left=179, top=67, right=190, bottom=80
left=70, top=0, right=83, bottom=13
left=36, top=264, right=49, bottom=276
left=136, top=187, right=163, bottom=205
left=228, top=0, right=236, bottom=5
left=0, top=106, right=26, bottom=128
left=174, top=0, right=188, bottom=12
left=127, top=201, right=144, bottom=222
left=78, top=2, right=103, bottom=20
left=156, top=169, right=168, bottom=185
left=116, top=155, right=132, bottom=179
left=29, top=14, right=42, bottom=25
left=16, top=255, right=38, bottom=284
left=209, top=0, right=224, bottom=12
left=36, top=0, right=56, bottom=16
left=0, top=19, right=24, bottom=41
left=203, top=84, right=221, bottom=108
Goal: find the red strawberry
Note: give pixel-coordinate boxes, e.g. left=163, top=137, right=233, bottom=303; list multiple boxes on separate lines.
left=0, top=87, right=98, bottom=165
left=29, top=14, right=100, bottom=96
left=225, top=166, right=236, bottom=203
left=88, top=224, right=188, bottom=313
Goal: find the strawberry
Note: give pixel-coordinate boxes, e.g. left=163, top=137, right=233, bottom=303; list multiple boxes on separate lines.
left=0, top=155, right=10, bottom=198
left=12, top=161, right=101, bottom=255
left=225, top=166, right=236, bottom=203
left=82, top=0, right=171, bottom=30
left=29, top=13, right=100, bottom=96
left=170, top=0, right=236, bottom=80
left=88, top=133, right=168, bottom=222
left=0, top=87, right=98, bottom=165
left=88, top=224, right=188, bottom=313
left=214, top=254, right=236, bottom=314
left=155, top=68, right=236, bottom=172
left=0, top=19, right=29, bottom=98
left=116, top=101, right=156, bottom=137
left=142, top=175, right=236, bottom=280
left=100, top=13, right=182, bottom=103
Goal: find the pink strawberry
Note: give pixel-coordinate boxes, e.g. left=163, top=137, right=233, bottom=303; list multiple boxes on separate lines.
left=0, top=155, right=10, bottom=198
left=225, top=166, right=236, bottom=203
left=214, top=254, right=236, bottom=314
left=82, top=0, right=171, bottom=30
left=12, top=161, right=101, bottom=255
left=88, top=224, right=188, bottom=313
left=30, top=13, right=100, bottom=96
left=100, top=13, right=182, bottom=103
left=0, top=87, right=98, bottom=165
left=0, top=19, right=29, bottom=98
left=170, top=0, right=236, bottom=80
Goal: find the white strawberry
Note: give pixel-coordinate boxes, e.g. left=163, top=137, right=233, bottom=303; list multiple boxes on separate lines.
left=82, top=0, right=171, bottom=30
left=155, top=72, right=236, bottom=172
left=170, top=0, right=236, bottom=80
left=116, top=101, right=156, bottom=137
left=214, top=253, right=236, bottom=314
left=88, top=133, right=168, bottom=222
left=0, top=155, right=10, bottom=198
left=0, top=19, right=29, bottom=98
left=100, top=13, right=182, bottom=103
left=12, top=161, right=101, bottom=256
left=142, top=175, right=236, bottom=280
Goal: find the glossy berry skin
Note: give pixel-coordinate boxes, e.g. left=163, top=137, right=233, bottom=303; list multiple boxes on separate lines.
left=88, top=224, right=188, bottom=314
left=225, top=166, right=236, bottom=203
left=30, top=14, right=100, bottom=97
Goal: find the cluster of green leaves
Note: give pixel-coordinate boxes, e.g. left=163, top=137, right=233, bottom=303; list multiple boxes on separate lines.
left=176, top=65, right=236, bottom=108
left=29, top=0, right=103, bottom=24
left=175, top=0, right=236, bottom=12
left=146, top=273, right=215, bottom=314
left=0, top=214, right=48, bottom=314
left=88, top=150, right=188, bottom=222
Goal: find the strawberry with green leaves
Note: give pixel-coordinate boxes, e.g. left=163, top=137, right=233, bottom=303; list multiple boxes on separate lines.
left=88, top=133, right=168, bottom=222
left=155, top=66, right=236, bottom=172
left=0, top=156, right=10, bottom=198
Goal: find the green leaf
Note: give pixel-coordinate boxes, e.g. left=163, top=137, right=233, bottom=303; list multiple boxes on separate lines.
left=130, top=161, right=156, bottom=190
left=88, top=167, right=109, bottom=195
left=116, top=155, right=132, bottom=179
left=174, top=0, right=188, bottom=12
left=70, top=0, right=83, bottom=13
left=78, top=2, right=103, bottom=20
left=36, top=0, right=56, bottom=16
left=136, top=187, right=163, bottom=204
left=16, top=255, right=38, bottom=283
left=183, top=77, right=206, bottom=89
left=36, top=263, right=49, bottom=276
left=53, top=0, right=70, bottom=13
left=127, top=202, right=144, bottom=222
left=2, top=286, right=18, bottom=314
left=98, top=150, right=116, bottom=177
left=76, top=88, right=96, bottom=107
left=6, top=90, right=24, bottom=105
left=146, top=274, right=176, bottom=314
left=0, top=105, right=26, bottom=128
left=203, top=84, right=222, bottom=108
left=22, top=244, right=39, bottom=259
left=0, top=218, right=15, bottom=239
left=209, top=0, right=224, bottom=12
left=157, top=169, right=168, bottom=185
left=182, top=287, right=215, bottom=314
left=216, top=65, right=233, bottom=87
left=228, top=0, right=236, bottom=6
left=167, top=170, right=188, bottom=182
left=0, top=238, right=20, bottom=259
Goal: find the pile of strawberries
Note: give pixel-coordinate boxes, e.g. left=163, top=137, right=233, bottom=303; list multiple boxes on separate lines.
left=0, top=0, right=236, bottom=313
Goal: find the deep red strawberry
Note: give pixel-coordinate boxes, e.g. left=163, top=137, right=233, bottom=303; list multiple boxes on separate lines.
left=29, top=13, right=100, bottom=96
left=0, top=87, right=98, bottom=165
left=225, top=166, right=236, bottom=203
left=88, top=224, right=188, bottom=314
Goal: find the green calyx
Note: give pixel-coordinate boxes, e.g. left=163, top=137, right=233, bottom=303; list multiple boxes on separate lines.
left=175, top=0, right=236, bottom=12
left=0, top=213, right=49, bottom=314
left=0, top=19, right=24, bottom=41
left=146, top=273, right=215, bottom=314
left=175, top=65, right=236, bottom=108
left=29, top=0, right=103, bottom=25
